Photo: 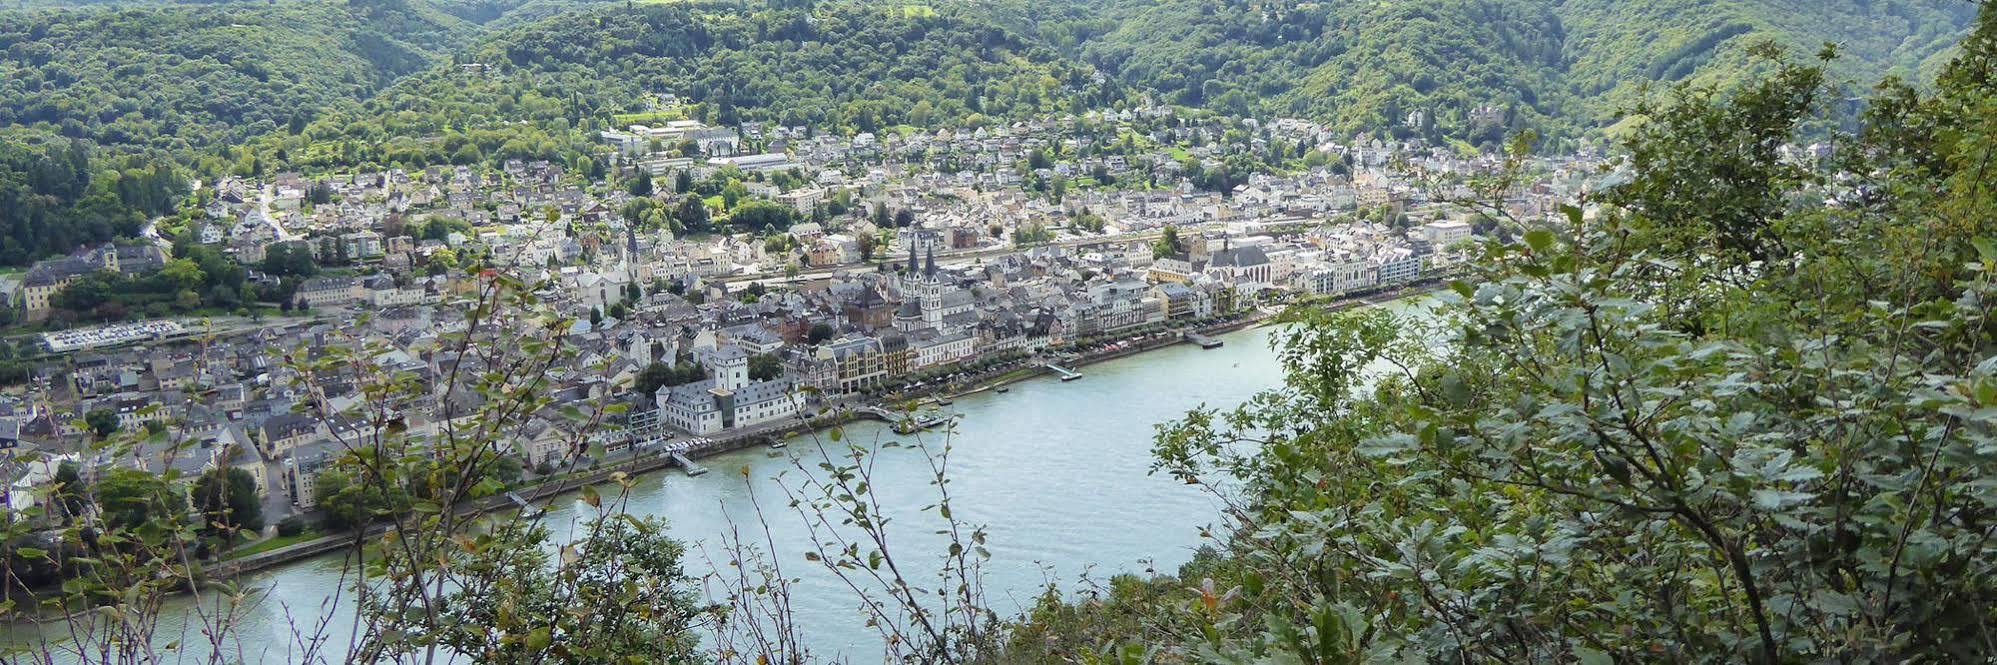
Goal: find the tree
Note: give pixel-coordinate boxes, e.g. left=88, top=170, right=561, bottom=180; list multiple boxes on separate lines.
left=261, top=243, right=320, bottom=278
left=857, top=232, right=878, bottom=261
left=1151, top=225, right=1185, bottom=258
left=92, top=468, right=177, bottom=531
left=673, top=169, right=694, bottom=194
left=192, top=466, right=264, bottom=536
left=626, top=171, right=653, bottom=197
left=1014, top=223, right=1052, bottom=246
left=1073, top=212, right=1106, bottom=234
left=619, top=198, right=660, bottom=225
left=807, top=321, right=836, bottom=344
left=747, top=353, right=783, bottom=382
left=635, top=361, right=706, bottom=395
left=721, top=180, right=749, bottom=209
left=159, top=258, right=205, bottom=290
left=314, top=466, right=408, bottom=532
left=276, top=515, right=308, bottom=538
left=428, top=516, right=702, bottom=663
left=674, top=197, right=711, bottom=233
left=893, top=208, right=916, bottom=228
left=84, top=408, right=119, bottom=439
left=730, top=200, right=799, bottom=231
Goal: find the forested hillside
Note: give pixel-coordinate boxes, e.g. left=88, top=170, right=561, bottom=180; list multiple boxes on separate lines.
left=1057, top=0, right=1977, bottom=147
left=0, top=0, right=566, bottom=264
left=1072, top=0, right=1569, bottom=145
left=270, top=2, right=1118, bottom=170
left=0, top=0, right=500, bottom=159
left=1557, top=0, right=1980, bottom=127
left=0, top=132, right=182, bottom=267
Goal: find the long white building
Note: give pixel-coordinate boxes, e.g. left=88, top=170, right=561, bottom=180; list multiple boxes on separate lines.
left=654, top=345, right=803, bottom=435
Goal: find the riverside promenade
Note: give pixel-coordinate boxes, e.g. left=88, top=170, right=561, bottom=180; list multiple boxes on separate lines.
left=185, top=282, right=1445, bottom=584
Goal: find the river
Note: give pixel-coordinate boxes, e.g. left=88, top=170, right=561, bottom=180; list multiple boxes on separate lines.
left=7, top=311, right=1361, bottom=662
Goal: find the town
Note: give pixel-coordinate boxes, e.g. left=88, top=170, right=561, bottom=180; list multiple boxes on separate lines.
left=0, top=104, right=1606, bottom=542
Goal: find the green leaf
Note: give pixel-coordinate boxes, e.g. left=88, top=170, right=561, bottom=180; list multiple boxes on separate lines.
left=1356, top=434, right=1417, bottom=457
left=1752, top=489, right=1812, bottom=511
left=1574, top=646, right=1612, bottom=665
left=525, top=626, right=552, bottom=652
left=1560, top=204, right=1583, bottom=227
left=1524, top=229, right=1554, bottom=253
left=1974, top=237, right=1997, bottom=263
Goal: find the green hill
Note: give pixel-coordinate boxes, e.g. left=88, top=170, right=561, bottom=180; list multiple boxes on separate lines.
left=274, top=1, right=1117, bottom=170
left=0, top=0, right=565, bottom=160
left=0, top=0, right=1979, bottom=168
left=1557, top=0, right=1979, bottom=123
left=1060, top=0, right=1977, bottom=147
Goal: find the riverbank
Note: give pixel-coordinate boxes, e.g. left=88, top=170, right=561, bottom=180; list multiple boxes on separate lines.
left=15, top=282, right=1444, bottom=605
left=939, top=279, right=1441, bottom=401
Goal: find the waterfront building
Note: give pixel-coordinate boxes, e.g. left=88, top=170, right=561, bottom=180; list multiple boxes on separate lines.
left=654, top=344, right=802, bottom=435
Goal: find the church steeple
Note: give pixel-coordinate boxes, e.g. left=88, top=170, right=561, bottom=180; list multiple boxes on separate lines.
left=908, top=243, right=919, bottom=274
left=924, top=247, right=937, bottom=277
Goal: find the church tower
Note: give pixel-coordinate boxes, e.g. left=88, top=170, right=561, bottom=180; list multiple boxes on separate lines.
left=920, top=248, right=944, bottom=327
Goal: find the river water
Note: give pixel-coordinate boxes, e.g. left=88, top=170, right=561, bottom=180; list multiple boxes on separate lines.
left=6, top=314, right=1356, bottom=662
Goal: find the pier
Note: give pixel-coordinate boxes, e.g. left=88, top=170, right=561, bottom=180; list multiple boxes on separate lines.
left=857, top=405, right=957, bottom=434
left=1182, top=331, right=1224, bottom=349
left=670, top=452, right=708, bottom=476
left=1043, top=364, right=1084, bottom=381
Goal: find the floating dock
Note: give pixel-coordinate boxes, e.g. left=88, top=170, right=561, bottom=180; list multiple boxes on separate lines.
left=893, top=411, right=955, bottom=434
left=670, top=452, right=708, bottom=476
left=858, top=406, right=955, bottom=434
left=1044, top=364, right=1084, bottom=381
left=1182, top=331, right=1224, bottom=349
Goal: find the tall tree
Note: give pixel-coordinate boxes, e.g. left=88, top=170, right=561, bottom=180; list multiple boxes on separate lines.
left=192, top=466, right=264, bottom=536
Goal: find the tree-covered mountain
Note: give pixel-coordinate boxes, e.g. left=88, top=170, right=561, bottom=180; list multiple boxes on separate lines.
left=0, top=0, right=541, bottom=161
left=1067, top=0, right=1566, bottom=145
left=1050, top=0, right=1978, bottom=148
left=270, top=2, right=1119, bottom=170
left=1557, top=0, right=1980, bottom=128
left=0, top=131, right=182, bottom=267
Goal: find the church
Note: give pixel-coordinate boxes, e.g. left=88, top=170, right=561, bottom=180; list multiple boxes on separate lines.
left=893, top=246, right=976, bottom=332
